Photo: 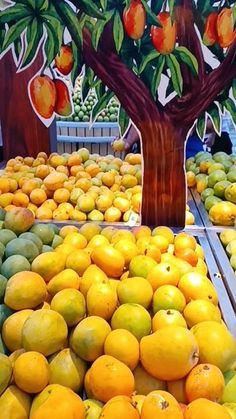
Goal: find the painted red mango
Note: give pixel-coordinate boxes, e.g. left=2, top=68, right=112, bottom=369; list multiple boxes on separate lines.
left=55, top=45, right=74, bottom=76
left=203, top=12, right=218, bottom=46
left=54, top=79, right=72, bottom=117
left=29, top=75, right=56, bottom=119
left=151, top=12, right=176, bottom=55
left=123, top=0, right=146, bottom=40
left=217, top=7, right=235, bottom=48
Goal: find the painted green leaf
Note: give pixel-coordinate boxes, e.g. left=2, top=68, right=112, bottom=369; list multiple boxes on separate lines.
left=95, top=80, right=106, bottom=100
left=233, top=79, right=236, bottom=100
left=119, top=106, right=130, bottom=136
left=54, top=1, right=82, bottom=50
left=140, top=0, right=160, bottom=27
left=113, top=11, right=124, bottom=53
left=223, top=98, right=236, bottom=126
left=37, top=0, right=48, bottom=11
left=2, top=16, right=32, bottom=51
left=21, top=18, right=43, bottom=68
left=174, top=46, right=198, bottom=77
left=207, top=103, right=221, bottom=135
left=82, top=71, right=91, bottom=102
left=71, top=41, right=83, bottom=86
left=151, top=55, right=165, bottom=98
left=168, top=0, right=175, bottom=19
left=91, top=10, right=113, bottom=50
left=16, top=0, right=35, bottom=8
left=197, top=0, right=212, bottom=16
left=0, top=4, right=31, bottom=24
left=100, top=0, right=107, bottom=11
left=166, top=53, right=183, bottom=97
left=150, top=0, right=162, bottom=14
left=72, top=0, right=105, bottom=19
left=44, top=23, right=58, bottom=67
left=0, top=24, right=5, bottom=53
left=139, top=50, right=160, bottom=74
left=87, top=67, right=95, bottom=86
left=196, top=114, right=206, bottom=139
left=91, top=90, right=114, bottom=123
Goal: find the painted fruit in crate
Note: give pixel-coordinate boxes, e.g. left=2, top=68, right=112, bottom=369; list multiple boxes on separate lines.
left=186, top=151, right=236, bottom=226
left=58, top=77, right=119, bottom=123
left=0, top=211, right=235, bottom=416
left=1, top=150, right=194, bottom=225
left=220, top=229, right=236, bottom=276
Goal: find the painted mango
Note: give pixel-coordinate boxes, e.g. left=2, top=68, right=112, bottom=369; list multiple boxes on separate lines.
left=29, top=75, right=56, bottom=119
left=151, top=12, right=176, bottom=55
left=203, top=12, right=218, bottom=46
left=123, top=0, right=146, bottom=40
left=217, top=8, right=235, bottom=48
left=55, top=45, right=74, bottom=76
left=54, top=79, right=72, bottom=117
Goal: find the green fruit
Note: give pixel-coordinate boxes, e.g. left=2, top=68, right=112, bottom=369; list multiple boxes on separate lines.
left=227, top=170, right=236, bottom=183
left=186, top=157, right=195, bottom=171
left=1, top=255, right=31, bottom=279
left=0, top=353, right=12, bottom=395
left=104, top=116, right=109, bottom=122
left=222, top=374, right=236, bottom=403
left=83, top=115, right=90, bottom=122
left=30, top=224, right=55, bottom=245
left=129, top=255, right=157, bottom=278
left=81, top=105, right=87, bottom=113
left=223, top=403, right=236, bottom=419
left=51, top=235, right=63, bottom=249
left=47, top=223, right=59, bottom=235
left=208, top=170, right=227, bottom=188
left=78, top=111, right=84, bottom=119
left=0, top=275, right=7, bottom=302
left=213, top=152, right=232, bottom=162
left=230, top=254, right=236, bottom=270
left=19, top=232, right=43, bottom=252
left=0, top=304, right=13, bottom=330
left=97, top=116, right=103, bottom=122
left=0, top=209, right=6, bottom=221
left=84, top=399, right=103, bottom=419
left=0, top=230, right=17, bottom=246
left=204, top=196, right=222, bottom=211
left=201, top=188, right=214, bottom=202
left=221, top=160, right=233, bottom=173
left=111, top=303, right=151, bottom=341
left=109, top=114, right=117, bottom=122
left=0, top=243, right=5, bottom=260
left=214, top=181, right=231, bottom=198
left=195, top=152, right=212, bottom=165
left=42, top=245, right=53, bottom=253
left=74, top=105, right=80, bottom=113
left=5, top=239, right=39, bottom=263
left=225, top=184, right=236, bottom=204
left=220, top=230, right=236, bottom=247
left=226, top=240, right=236, bottom=256
left=0, top=334, right=8, bottom=355
left=74, top=116, right=79, bottom=122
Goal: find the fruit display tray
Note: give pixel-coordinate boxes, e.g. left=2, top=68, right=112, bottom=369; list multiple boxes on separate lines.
left=55, top=121, right=121, bottom=157
left=206, top=229, right=236, bottom=313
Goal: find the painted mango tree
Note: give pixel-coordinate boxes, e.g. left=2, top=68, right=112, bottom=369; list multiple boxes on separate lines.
left=0, top=0, right=236, bottom=226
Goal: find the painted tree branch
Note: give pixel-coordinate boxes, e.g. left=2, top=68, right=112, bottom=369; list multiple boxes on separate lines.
left=175, top=0, right=205, bottom=94
left=169, top=40, right=236, bottom=125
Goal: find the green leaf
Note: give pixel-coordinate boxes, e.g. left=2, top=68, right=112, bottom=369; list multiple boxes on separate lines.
left=232, top=79, right=236, bottom=100
left=13, top=38, right=22, bottom=62
left=207, top=103, right=221, bottom=135
left=91, top=90, right=114, bottom=123
left=119, top=106, right=130, bottom=136
left=44, top=23, right=58, bottom=67
left=21, top=18, right=43, bottom=68
left=95, top=80, right=106, bottom=100
left=174, top=46, right=198, bottom=77
left=140, top=0, right=160, bottom=27
left=91, top=10, right=113, bottom=50
left=0, top=24, right=5, bottom=53
left=113, top=11, right=124, bottom=53
left=197, top=0, right=211, bottom=16
left=37, top=0, right=48, bottom=11
left=151, top=55, right=165, bottom=98
left=166, top=53, right=183, bottom=97
left=150, top=0, right=162, bottom=14
left=53, top=1, right=82, bottom=50
left=81, top=71, right=91, bottom=102
left=72, top=0, right=105, bottom=19
left=100, top=0, right=107, bottom=11
left=71, top=41, right=83, bottom=87
left=139, top=50, right=160, bottom=74
left=87, top=68, right=95, bottom=86
left=17, top=0, right=35, bottom=8
left=168, top=0, right=175, bottom=19
left=223, top=98, right=236, bottom=126
left=0, top=4, right=30, bottom=24
left=196, top=114, right=206, bottom=140
left=2, top=16, right=32, bottom=51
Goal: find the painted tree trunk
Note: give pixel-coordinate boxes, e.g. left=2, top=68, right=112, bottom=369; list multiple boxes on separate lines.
left=0, top=52, right=56, bottom=160
left=139, top=117, right=186, bottom=227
